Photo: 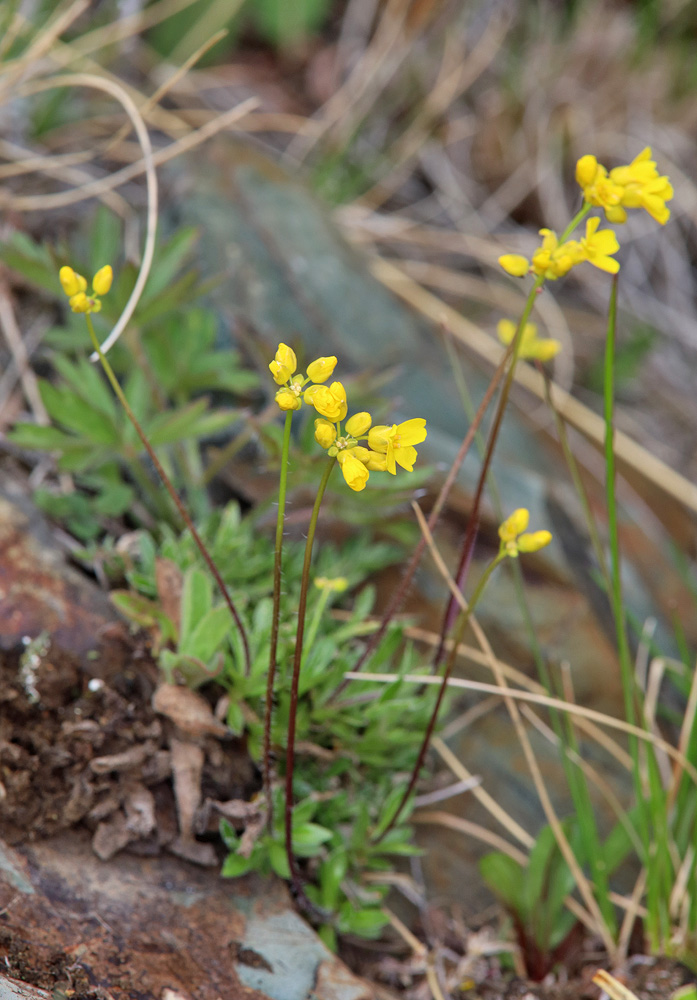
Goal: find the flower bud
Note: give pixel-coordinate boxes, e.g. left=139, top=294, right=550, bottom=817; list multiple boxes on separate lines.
left=498, top=508, right=529, bottom=543
left=499, top=254, right=530, bottom=277
left=345, top=412, right=371, bottom=437
left=314, top=418, right=337, bottom=449
left=275, top=388, right=302, bottom=411
left=517, top=530, right=552, bottom=553
left=306, top=356, right=337, bottom=384
left=269, top=343, right=297, bottom=385
left=59, top=266, right=87, bottom=297
left=92, top=265, right=113, bottom=295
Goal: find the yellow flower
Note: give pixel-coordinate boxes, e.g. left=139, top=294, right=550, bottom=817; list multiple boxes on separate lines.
left=531, top=229, right=584, bottom=280
left=269, top=343, right=298, bottom=385
left=498, top=508, right=552, bottom=558
left=305, top=381, right=347, bottom=422
left=337, top=449, right=369, bottom=492
left=499, top=508, right=529, bottom=544
left=576, top=155, right=626, bottom=222
left=59, top=266, right=87, bottom=297
left=59, top=264, right=112, bottom=314
left=368, top=418, right=427, bottom=475
left=314, top=418, right=337, bottom=449
left=497, top=319, right=561, bottom=362
left=92, top=265, right=113, bottom=296
left=576, top=148, right=673, bottom=225
left=306, top=356, right=337, bottom=383
left=500, top=231, right=585, bottom=283
left=579, top=217, right=620, bottom=273
left=364, top=451, right=387, bottom=472
left=499, top=254, right=530, bottom=278
left=609, top=147, right=673, bottom=225
left=275, top=387, right=302, bottom=411
left=345, top=412, right=371, bottom=437
left=517, top=530, right=553, bottom=553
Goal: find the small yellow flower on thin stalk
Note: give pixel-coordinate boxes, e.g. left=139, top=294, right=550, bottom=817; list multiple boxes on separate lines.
left=499, top=224, right=619, bottom=281
left=498, top=508, right=552, bottom=559
left=59, top=265, right=113, bottom=314
left=576, top=147, right=673, bottom=225
left=269, top=343, right=338, bottom=412
left=497, top=319, right=561, bottom=362
left=368, top=418, right=428, bottom=474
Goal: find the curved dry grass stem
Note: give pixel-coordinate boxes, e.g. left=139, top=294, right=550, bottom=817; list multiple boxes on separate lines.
left=15, top=71, right=158, bottom=359
left=346, top=672, right=697, bottom=787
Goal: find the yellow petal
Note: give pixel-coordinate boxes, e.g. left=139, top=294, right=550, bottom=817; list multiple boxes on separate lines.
left=517, top=530, right=552, bottom=553
left=345, top=411, right=372, bottom=437
left=498, top=508, right=529, bottom=543
left=314, top=418, right=337, bottom=448
left=499, top=254, right=529, bottom=277
left=92, top=265, right=113, bottom=295
left=306, top=356, right=337, bottom=383
left=395, top=418, right=427, bottom=447
left=576, top=154, right=600, bottom=190
left=59, top=266, right=87, bottom=297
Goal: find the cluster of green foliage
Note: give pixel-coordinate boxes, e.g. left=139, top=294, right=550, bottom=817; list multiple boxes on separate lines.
left=3, top=212, right=256, bottom=538
left=1, top=206, right=441, bottom=945
left=112, top=503, right=436, bottom=947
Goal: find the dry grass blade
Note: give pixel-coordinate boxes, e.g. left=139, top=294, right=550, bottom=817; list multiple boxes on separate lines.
left=0, top=0, right=90, bottom=98
left=593, top=969, right=640, bottom=1000
left=344, top=672, right=697, bottom=787
left=371, top=257, right=697, bottom=515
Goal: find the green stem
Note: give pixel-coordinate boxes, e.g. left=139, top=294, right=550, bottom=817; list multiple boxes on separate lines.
left=284, top=455, right=336, bottom=898
left=85, top=314, right=252, bottom=675
left=263, top=411, right=293, bottom=829
left=560, top=202, right=591, bottom=242
left=434, top=275, right=544, bottom=664
left=336, top=342, right=513, bottom=696
left=602, top=280, right=653, bottom=934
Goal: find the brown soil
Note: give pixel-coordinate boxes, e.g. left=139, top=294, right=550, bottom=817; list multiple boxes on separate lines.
left=0, top=633, right=255, bottom=852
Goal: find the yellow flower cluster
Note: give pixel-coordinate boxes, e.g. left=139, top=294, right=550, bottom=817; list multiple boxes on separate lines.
left=576, top=147, right=673, bottom=225
left=59, top=265, right=113, bottom=313
left=499, top=218, right=620, bottom=281
left=270, top=344, right=427, bottom=492
left=498, top=508, right=552, bottom=559
left=496, top=319, right=560, bottom=363
left=270, top=343, right=339, bottom=411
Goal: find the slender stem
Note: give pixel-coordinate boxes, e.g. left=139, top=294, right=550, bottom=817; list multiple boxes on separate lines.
left=602, top=280, right=654, bottom=932
left=434, top=276, right=544, bottom=666
left=284, top=455, right=336, bottom=897
left=373, top=554, right=504, bottom=842
left=560, top=202, right=591, bottom=242
left=85, top=315, right=252, bottom=675
left=331, top=344, right=512, bottom=703
left=263, top=411, right=293, bottom=829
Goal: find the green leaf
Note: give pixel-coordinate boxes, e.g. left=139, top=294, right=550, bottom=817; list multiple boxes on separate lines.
left=292, top=822, right=333, bottom=857
left=372, top=784, right=410, bottom=839
left=319, top=851, right=348, bottom=910
left=338, top=905, right=388, bottom=939
left=39, top=381, right=118, bottom=444
left=89, top=205, right=122, bottom=271
left=180, top=568, right=212, bottom=642
left=139, top=227, right=200, bottom=305
left=479, top=852, right=525, bottom=915
left=268, top=839, right=291, bottom=879
left=179, top=605, right=233, bottom=663
left=8, top=422, right=77, bottom=451
left=146, top=398, right=210, bottom=446
left=222, top=853, right=253, bottom=878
